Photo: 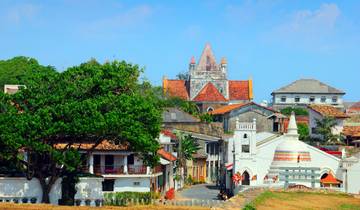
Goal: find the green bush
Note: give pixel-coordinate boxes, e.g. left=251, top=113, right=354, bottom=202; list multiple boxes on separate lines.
left=297, top=123, right=309, bottom=141
left=243, top=204, right=256, bottom=210
left=104, top=191, right=159, bottom=206
left=281, top=107, right=308, bottom=116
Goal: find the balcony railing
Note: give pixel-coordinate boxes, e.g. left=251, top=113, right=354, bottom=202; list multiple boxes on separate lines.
left=92, top=164, right=159, bottom=175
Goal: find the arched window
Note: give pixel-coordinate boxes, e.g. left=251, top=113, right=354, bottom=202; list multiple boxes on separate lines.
left=207, top=107, right=214, bottom=112
left=243, top=134, right=248, bottom=138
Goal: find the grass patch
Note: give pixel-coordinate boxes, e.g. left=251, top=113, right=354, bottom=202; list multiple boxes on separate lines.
left=339, top=204, right=360, bottom=210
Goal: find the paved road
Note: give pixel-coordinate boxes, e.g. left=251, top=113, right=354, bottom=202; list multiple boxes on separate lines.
left=177, top=184, right=220, bottom=201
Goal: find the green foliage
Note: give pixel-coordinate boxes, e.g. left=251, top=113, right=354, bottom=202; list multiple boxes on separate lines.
left=315, top=116, right=342, bottom=144
left=0, top=58, right=162, bottom=202
left=104, top=191, right=159, bottom=206
left=0, top=56, right=56, bottom=90
left=176, top=132, right=200, bottom=163
left=164, top=97, right=199, bottom=115
left=243, top=204, right=256, bottom=210
left=281, top=107, right=308, bottom=116
left=297, top=123, right=309, bottom=141
left=199, top=113, right=213, bottom=123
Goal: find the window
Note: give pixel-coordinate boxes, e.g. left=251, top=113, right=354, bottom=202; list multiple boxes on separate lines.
left=309, top=96, right=315, bottom=103
left=321, top=96, right=326, bottom=103
left=133, top=182, right=140, bottom=186
left=170, top=112, right=176, bottom=120
left=102, top=179, right=115, bottom=191
left=332, top=96, right=338, bottom=103
left=243, top=133, right=248, bottom=138
left=127, top=154, right=134, bottom=165
left=242, top=145, right=250, bottom=153
left=281, top=96, right=286, bottom=103
left=295, top=96, right=300, bottom=103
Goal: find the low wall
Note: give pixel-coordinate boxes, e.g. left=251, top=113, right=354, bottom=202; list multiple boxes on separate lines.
left=113, top=177, right=150, bottom=192
left=0, top=177, right=104, bottom=205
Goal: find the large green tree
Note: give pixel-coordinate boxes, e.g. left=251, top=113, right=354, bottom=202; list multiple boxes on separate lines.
left=0, top=56, right=54, bottom=89
left=0, top=59, right=162, bottom=203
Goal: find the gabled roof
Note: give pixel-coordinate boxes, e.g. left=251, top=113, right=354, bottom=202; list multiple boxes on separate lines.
left=197, top=43, right=218, bottom=71
left=163, top=79, right=189, bottom=100
left=157, top=148, right=176, bottom=162
left=193, top=82, right=227, bottom=102
left=272, top=79, right=345, bottom=95
left=308, top=104, right=348, bottom=118
left=229, top=80, right=251, bottom=100
left=209, top=102, right=277, bottom=115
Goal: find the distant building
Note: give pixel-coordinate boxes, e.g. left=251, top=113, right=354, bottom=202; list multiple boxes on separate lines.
left=163, top=43, right=253, bottom=112
left=346, top=102, right=360, bottom=115
left=271, top=79, right=345, bottom=110
left=210, top=102, right=288, bottom=133
left=4, top=84, right=26, bottom=94
left=308, top=104, right=349, bottom=138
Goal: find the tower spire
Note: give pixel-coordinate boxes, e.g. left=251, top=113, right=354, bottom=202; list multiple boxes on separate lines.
left=287, top=111, right=299, bottom=137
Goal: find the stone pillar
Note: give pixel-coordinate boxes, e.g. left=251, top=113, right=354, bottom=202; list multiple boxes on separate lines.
left=146, top=166, right=151, bottom=175
left=124, top=155, right=128, bottom=174
left=89, top=154, right=94, bottom=174
left=207, top=161, right=211, bottom=183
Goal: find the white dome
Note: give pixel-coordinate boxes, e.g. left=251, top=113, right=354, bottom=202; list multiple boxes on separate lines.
left=267, top=112, right=311, bottom=180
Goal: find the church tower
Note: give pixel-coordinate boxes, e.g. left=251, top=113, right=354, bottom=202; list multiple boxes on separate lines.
left=189, top=43, right=229, bottom=100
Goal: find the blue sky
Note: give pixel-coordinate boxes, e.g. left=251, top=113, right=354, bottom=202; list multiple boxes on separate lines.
left=0, top=0, right=359, bottom=102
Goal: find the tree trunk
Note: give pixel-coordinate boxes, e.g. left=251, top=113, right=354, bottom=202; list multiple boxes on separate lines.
left=38, top=176, right=58, bottom=204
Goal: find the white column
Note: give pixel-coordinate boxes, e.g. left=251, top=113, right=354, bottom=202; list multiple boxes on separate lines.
left=146, top=166, right=151, bottom=175
left=89, top=153, right=94, bottom=174
left=124, top=155, right=128, bottom=174
left=207, top=161, right=211, bottom=183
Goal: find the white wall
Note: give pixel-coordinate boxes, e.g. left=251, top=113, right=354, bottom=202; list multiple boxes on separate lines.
left=0, top=178, right=42, bottom=203
left=274, top=93, right=343, bottom=106
left=75, top=177, right=104, bottom=200
left=113, top=177, right=150, bottom=192
left=309, top=109, right=345, bottom=136
left=347, top=161, right=360, bottom=194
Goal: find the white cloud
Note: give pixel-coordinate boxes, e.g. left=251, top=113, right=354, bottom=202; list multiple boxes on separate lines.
left=280, top=3, right=340, bottom=34
left=5, top=3, right=40, bottom=24
left=264, top=3, right=342, bottom=52
left=86, top=4, right=153, bottom=31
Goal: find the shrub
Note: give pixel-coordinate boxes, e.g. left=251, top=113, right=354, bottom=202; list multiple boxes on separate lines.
left=243, top=204, right=256, bottom=210
left=297, top=123, right=309, bottom=141
left=165, top=188, right=175, bottom=200
left=104, top=191, right=156, bottom=206
left=281, top=107, right=308, bottom=116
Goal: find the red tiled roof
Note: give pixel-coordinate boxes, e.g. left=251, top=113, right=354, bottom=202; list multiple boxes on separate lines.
left=209, top=103, right=245, bottom=115
left=158, top=149, right=176, bottom=161
left=320, top=173, right=341, bottom=184
left=209, top=102, right=277, bottom=115
left=343, top=126, right=360, bottom=137
left=229, top=80, right=250, bottom=100
left=193, top=82, right=227, bottom=102
left=349, top=102, right=360, bottom=111
left=161, top=129, right=177, bottom=140
left=164, top=79, right=189, bottom=100
left=309, top=105, right=348, bottom=118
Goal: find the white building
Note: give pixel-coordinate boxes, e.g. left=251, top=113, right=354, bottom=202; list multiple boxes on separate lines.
left=308, top=104, right=349, bottom=138
left=4, top=84, right=26, bottom=94
left=271, top=79, right=345, bottom=110
left=223, top=112, right=360, bottom=194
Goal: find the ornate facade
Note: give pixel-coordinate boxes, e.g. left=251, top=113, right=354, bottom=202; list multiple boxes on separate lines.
left=163, top=43, right=253, bottom=112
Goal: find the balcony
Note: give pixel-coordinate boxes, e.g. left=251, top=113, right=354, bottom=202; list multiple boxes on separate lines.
left=91, top=164, right=162, bottom=175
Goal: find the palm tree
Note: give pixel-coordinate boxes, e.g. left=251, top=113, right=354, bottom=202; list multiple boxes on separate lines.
left=315, top=116, right=341, bottom=144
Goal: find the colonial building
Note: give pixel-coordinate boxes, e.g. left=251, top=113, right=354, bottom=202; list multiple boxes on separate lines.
left=163, top=44, right=253, bottom=112
left=209, top=102, right=287, bottom=133
left=271, top=79, right=345, bottom=110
